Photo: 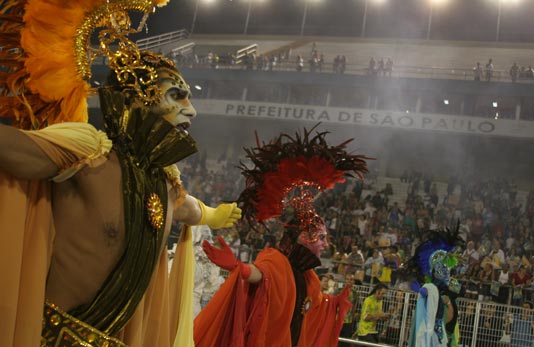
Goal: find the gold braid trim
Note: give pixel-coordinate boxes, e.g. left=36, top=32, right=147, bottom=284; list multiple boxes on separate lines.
left=42, top=300, right=127, bottom=347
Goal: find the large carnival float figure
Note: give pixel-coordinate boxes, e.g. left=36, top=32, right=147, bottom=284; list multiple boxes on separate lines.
left=0, top=1, right=241, bottom=346
left=405, top=226, right=465, bottom=347
left=194, top=126, right=371, bottom=347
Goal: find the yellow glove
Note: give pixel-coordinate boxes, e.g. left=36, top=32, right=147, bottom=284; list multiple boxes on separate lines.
left=197, top=200, right=242, bottom=229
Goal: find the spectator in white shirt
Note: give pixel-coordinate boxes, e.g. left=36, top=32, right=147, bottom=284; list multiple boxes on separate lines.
left=462, top=240, right=480, bottom=264
left=498, top=263, right=511, bottom=285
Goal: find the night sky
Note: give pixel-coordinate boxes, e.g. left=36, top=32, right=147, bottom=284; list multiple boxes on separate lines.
left=138, top=0, right=534, bottom=43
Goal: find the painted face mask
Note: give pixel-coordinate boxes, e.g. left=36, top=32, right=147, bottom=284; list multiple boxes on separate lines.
left=431, top=250, right=451, bottom=285
left=298, top=223, right=328, bottom=258
left=149, top=68, right=197, bottom=135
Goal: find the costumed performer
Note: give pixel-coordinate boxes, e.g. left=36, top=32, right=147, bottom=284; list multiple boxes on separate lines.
left=405, top=225, right=465, bottom=347
left=194, top=126, right=371, bottom=347
left=0, top=1, right=241, bottom=346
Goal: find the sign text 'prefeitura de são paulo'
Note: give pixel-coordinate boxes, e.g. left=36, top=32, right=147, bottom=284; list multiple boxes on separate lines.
left=193, top=99, right=534, bottom=138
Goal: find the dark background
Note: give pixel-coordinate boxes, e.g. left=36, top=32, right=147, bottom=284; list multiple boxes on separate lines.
left=136, top=0, right=534, bottom=42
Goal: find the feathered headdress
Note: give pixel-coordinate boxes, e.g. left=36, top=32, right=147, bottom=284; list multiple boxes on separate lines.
left=404, top=222, right=465, bottom=285
left=238, top=124, right=371, bottom=241
left=0, top=0, right=169, bottom=129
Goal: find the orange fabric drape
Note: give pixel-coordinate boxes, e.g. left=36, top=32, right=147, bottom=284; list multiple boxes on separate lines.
left=193, top=269, right=247, bottom=347
left=0, top=125, right=108, bottom=347
left=194, top=248, right=295, bottom=347
left=0, top=172, right=55, bottom=347
left=298, top=271, right=352, bottom=347
left=194, top=248, right=349, bottom=347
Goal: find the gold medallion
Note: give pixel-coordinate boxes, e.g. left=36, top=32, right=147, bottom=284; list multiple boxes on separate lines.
left=146, top=193, right=164, bottom=230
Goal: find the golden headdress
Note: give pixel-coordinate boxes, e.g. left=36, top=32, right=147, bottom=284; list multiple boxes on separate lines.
left=0, top=0, right=169, bottom=129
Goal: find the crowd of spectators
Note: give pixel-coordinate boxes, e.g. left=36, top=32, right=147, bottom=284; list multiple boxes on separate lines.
left=509, top=62, right=534, bottom=82
left=473, top=59, right=494, bottom=82
left=318, top=169, right=534, bottom=307
left=178, top=152, right=534, bottom=308
left=173, top=153, right=534, bottom=345
left=332, top=54, right=347, bottom=74
left=367, top=57, right=393, bottom=77
left=173, top=47, right=534, bottom=86
left=472, top=58, right=534, bottom=83
left=172, top=45, right=350, bottom=75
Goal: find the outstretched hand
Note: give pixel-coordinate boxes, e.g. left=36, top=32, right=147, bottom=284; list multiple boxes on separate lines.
left=202, top=202, right=242, bottom=229
left=202, top=235, right=239, bottom=271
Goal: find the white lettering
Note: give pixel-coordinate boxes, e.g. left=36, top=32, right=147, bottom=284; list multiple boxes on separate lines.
left=195, top=101, right=529, bottom=138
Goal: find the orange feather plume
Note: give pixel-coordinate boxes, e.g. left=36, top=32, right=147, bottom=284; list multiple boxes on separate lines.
left=0, top=0, right=169, bottom=129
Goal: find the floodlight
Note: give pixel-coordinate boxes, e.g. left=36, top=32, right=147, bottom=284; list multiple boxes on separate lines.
left=443, top=99, right=449, bottom=105
left=194, top=85, right=202, bottom=91
left=492, top=101, right=498, bottom=108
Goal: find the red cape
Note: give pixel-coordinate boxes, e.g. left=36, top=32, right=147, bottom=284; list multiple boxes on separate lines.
left=194, top=248, right=350, bottom=347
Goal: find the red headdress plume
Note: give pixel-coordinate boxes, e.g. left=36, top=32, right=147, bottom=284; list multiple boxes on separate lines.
left=238, top=124, right=371, bottom=234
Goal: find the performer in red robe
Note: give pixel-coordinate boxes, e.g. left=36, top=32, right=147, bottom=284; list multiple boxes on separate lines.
left=194, top=127, right=371, bottom=347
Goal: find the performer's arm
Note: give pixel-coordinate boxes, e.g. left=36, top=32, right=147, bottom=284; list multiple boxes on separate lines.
left=364, top=313, right=389, bottom=321
left=0, top=124, right=58, bottom=179
left=173, top=195, right=202, bottom=225
left=203, top=235, right=263, bottom=283
left=362, top=300, right=389, bottom=321
left=173, top=195, right=241, bottom=228
left=443, top=296, right=455, bottom=324
left=246, top=264, right=263, bottom=283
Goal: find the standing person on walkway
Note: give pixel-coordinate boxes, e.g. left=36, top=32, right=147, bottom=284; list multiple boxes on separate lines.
left=473, top=62, right=483, bottom=81
left=485, top=58, right=494, bottom=82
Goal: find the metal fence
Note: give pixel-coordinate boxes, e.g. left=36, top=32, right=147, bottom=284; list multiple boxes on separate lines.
left=339, top=284, right=534, bottom=347
left=136, top=29, right=189, bottom=51
left=178, top=57, right=534, bottom=84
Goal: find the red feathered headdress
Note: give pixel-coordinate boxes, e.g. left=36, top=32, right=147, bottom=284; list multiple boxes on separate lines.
left=238, top=124, right=371, bottom=237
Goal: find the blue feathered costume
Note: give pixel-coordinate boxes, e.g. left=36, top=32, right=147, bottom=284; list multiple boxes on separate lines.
left=406, top=226, right=464, bottom=347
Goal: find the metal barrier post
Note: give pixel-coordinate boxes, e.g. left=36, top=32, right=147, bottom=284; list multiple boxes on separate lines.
left=338, top=337, right=390, bottom=346
left=508, top=285, right=512, bottom=306
left=470, top=300, right=481, bottom=346
left=398, top=291, right=411, bottom=347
